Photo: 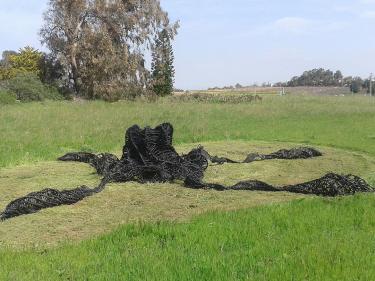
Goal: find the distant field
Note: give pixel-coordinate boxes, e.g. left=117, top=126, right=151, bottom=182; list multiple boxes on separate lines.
left=195, top=88, right=280, bottom=95
left=285, top=86, right=352, bottom=96
left=1, top=95, right=375, bottom=280
left=194, top=86, right=352, bottom=96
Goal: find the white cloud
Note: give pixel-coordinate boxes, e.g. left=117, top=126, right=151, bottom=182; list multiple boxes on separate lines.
left=268, top=17, right=346, bottom=34
left=360, top=0, right=375, bottom=4
left=334, top=0, right=375, bottom=20
left=274, top=17, right=312, bottom=33
left=361, top=10, right=375, bottom=18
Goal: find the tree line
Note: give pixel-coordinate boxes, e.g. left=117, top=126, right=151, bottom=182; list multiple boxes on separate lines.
left=0, top=0, right=177, bottom=102
left=209, top=68, right=373, bottom=95
left=278, top=68, right=373, bottom=94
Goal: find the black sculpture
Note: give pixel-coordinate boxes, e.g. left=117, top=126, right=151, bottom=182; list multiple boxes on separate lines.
left=206, top=146, right=322, bottom=164
left=1, top=123, right=373, bottom=221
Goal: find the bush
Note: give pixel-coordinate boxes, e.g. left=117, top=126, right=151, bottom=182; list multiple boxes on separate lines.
left=93, top=83, right=124, bottom=102
left=0, top=89, right=16, bottom=104
left=350, top=79, right=362, bottom=94
left=169, top=93, right=263, bottom=104
left=4, top=73, right=63, bottom=102
left=92, top=83, right=149, bottom=102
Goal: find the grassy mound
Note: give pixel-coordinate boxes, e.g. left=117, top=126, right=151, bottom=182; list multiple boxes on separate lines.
left=1, top=141, right=374, bottom=248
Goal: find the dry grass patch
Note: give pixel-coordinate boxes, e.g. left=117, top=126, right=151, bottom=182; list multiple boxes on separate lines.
left=0, top=141, right=374, bottom=249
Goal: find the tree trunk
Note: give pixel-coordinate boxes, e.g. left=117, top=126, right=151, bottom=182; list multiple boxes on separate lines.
left=70, top=54, right=81, bottom=95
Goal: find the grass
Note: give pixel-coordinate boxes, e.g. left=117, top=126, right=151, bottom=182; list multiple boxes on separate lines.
left=0, top=95, right=375, bottom=168
left=2, top=141, right=374, bottom=248
left=1, top=96, right=375, bottom=280
left=1, top=194, right=374, bottom=280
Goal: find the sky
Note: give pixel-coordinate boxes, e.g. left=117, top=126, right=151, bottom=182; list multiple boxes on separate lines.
left=0, top=0, right=374, bottom=89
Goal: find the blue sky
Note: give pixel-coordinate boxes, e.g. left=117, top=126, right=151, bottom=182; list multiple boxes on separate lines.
left=0, top=0, right=374, bottom=89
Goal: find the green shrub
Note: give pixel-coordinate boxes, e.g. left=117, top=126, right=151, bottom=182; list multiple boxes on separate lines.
left=350, top=80, right=361, bottom=93
left=0, top=89, right=16, bottom=104
left=4, top=72, right=63, bottom=102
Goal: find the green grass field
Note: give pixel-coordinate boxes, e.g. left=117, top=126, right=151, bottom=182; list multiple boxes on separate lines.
left=1, top=96, right=375, bottom=168
left=0, top=95, right=375, bottom=280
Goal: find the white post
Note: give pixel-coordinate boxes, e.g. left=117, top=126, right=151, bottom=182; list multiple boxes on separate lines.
left=370, top=73, right=373, bottom=97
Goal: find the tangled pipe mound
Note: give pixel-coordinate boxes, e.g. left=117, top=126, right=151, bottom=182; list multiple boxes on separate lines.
left=1, top=123, right=373, bottom=221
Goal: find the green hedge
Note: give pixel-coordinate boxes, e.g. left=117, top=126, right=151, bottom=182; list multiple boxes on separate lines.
left=4, top=72, right=63, bottom=102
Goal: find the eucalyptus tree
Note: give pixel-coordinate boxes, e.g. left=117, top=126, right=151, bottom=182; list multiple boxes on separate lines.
left=40, top=0, right=178, bottom=100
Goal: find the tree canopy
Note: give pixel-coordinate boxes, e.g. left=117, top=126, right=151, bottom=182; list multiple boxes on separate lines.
left=40, top=0, right=178, bottom=100
left=0, top=47, right=42, bottom=80
left=287, top=68, right=342, bottom=87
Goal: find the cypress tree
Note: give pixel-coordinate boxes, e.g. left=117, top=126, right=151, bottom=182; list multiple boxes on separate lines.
left=151, top=29, right=175, bottom=96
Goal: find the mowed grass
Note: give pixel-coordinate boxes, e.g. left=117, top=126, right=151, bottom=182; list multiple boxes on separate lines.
left=2, top=141, right=374, bottom=248
left=1, top=194, right=375, bottom=281
left=1, top=96, right=375, bottom=280
left=0, top=95, right=375, bottom=168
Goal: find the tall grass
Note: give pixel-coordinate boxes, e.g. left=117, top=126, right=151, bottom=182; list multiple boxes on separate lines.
left=1, top=195, right=374, bottom=280
left=0, top=96, right=374, bottom=168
